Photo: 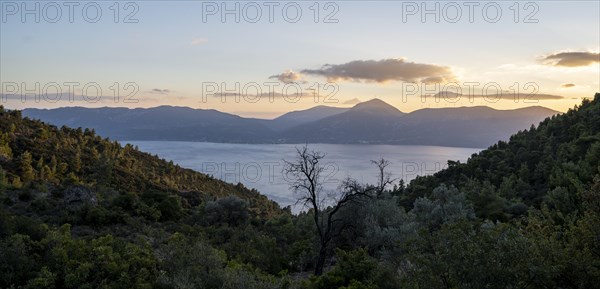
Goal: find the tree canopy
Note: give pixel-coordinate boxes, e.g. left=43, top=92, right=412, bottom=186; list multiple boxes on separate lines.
left=1, top=93, right=599, bottom=289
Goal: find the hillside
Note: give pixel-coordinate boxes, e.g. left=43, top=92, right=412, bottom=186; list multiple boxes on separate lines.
left=0, top=107, right=280, bottom=217
left=1, top=95, right=599, bottom=289
left=404, top=93, right=600, bottom=220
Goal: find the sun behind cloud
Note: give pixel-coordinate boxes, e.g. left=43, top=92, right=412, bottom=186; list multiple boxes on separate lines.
left=541, top=51, right=600, bottom=67
left=300, top=58, right=456, bottom=84
left=190, top=38, right=208, bottom=46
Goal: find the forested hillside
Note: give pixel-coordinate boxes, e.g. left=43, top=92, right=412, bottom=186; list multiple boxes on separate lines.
left=405, top=93, right=600, bottom=220
left=1, top=94, right=599, bottom=289
left=0, top=106, right=298, bottom=288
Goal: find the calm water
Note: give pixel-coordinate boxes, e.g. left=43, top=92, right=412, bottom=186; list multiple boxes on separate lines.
left=127, top=142, right=482, bottom=208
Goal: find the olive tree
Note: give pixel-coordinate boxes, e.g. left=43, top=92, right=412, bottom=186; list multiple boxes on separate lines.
left=284, top=145, right=376, bottom=276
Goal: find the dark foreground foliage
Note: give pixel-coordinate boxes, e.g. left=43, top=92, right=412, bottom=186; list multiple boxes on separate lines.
left=1, top=93, right=599, bottom=289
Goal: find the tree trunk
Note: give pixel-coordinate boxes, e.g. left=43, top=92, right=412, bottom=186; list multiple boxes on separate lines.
left=314, top=244, right=327, bottom=276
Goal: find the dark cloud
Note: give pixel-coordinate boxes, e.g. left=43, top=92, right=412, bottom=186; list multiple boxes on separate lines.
left=269, top=70, right=305, bottom=84
left=421, top=76, right=448, bottom=84
left=542, top=52, right=600, bottom=67
left=150, top=89, right=171, bottom=94
left=561, top=83, right=576, bottom=88
left=433, top=92, right=565, bottom=100
left=0, top=93, right=151, bottom=104
left=342, top=98, right=362, bottom=105
left=209, top=91, right=312, bottom=99
left=258, top=92, right=312, bottom=98
left=301, top=58, right=455, bottom=83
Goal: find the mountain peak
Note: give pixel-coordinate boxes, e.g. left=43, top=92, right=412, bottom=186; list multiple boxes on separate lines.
left=350, top=98, right=404, bottom=115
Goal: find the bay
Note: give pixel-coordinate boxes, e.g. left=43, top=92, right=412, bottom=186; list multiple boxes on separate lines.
left=127, top=141, right=482, bottom=208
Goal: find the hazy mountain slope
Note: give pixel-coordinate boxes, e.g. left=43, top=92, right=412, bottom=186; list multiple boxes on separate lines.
left=394, top=106, right=560, bottom=147
left=267, top=105, right=349, bottom=131
left=23, top=106, right=276, bottom=142
left=22, top=100, right=559, bottom=147
left=282, top=100, right=558, bottom=147
left=280, top=99, right=407, bottom=143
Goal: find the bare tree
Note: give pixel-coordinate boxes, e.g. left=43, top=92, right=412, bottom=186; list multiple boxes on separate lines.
left=284, top=145, right=374, bottom=276
left=371, top=158, right=395, bottom=196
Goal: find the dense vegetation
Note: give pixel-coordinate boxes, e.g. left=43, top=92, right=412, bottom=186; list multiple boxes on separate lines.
left=1, top=94, right=599, bottom=288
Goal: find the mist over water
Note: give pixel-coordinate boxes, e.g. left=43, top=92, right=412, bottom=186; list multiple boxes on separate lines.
left=127, top=141, right=482, bottom=208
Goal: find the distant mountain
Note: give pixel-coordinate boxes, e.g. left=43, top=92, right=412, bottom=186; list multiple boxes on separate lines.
left=23, top=106, right=276, bottom=143
left=266, top=105, right=349, bottom=131
left=280, top=99, right=407, bottom=143
left=349, top=98, right=405, bottom=116
left=280, top=100, right=558, bottom=147
left=22, top=99, right=559, bottom=148
left=389, top=106, right=560, bottom=147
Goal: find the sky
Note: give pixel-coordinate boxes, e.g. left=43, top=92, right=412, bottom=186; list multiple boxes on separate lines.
left=1, top=0, right=599, bottom=118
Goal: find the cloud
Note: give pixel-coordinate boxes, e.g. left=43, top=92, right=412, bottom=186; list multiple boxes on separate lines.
left=301, top=58, right=455, bottom=83
left=421, top=76, right=448, bottom=84
left=542, top=51, right=600, bottom=67
left=342, top=98, right=362, bottom=105
left=209, top=91, right=313, bottom=99
left=269, top=70, right=305, bottom=84
left=433, top=91, right=565, bottom=100
left=561, top=83, right=576, bottom=88
left=150, top=89, right=171, bottom=95
left=0, top=92, right=159, bottom=104
left=190, top=38, right=208, bottom=46
left=259, top=92, right=312, bottom=98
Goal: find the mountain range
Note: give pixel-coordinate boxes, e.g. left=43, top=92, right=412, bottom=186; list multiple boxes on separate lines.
left=22, top=99, right=559, bottom=148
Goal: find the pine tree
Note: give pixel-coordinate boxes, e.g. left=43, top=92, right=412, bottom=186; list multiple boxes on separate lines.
left=20, top=151, right=35, bottom=183
left=43, top=165, right=53, bottom=183
left=0, top=167, right=7, bottom=189
left=0, top=132, right=12, bottom=159
left=72, top=150, right=82, bottom=173
left=50, top=156, right=58, bottom=176
left=11, top=176, right=22, bottom=188
left=91, top=147, right=100, bottom=161
left=36, top=157, right=45, bottom=180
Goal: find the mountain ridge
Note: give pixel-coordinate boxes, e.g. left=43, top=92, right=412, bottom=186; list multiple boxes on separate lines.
left=22, top=99, right=560, bottom=148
